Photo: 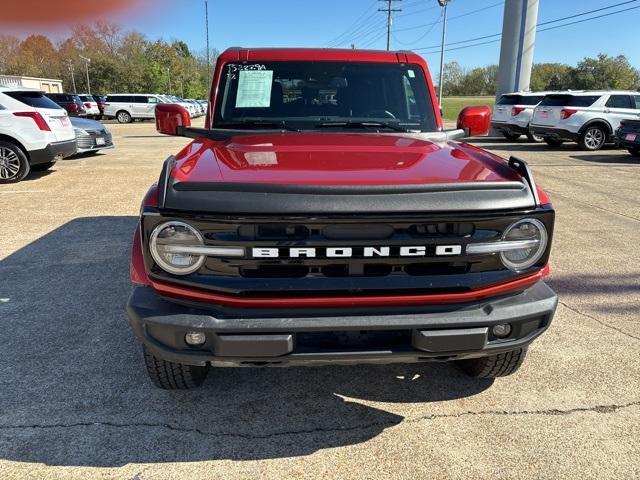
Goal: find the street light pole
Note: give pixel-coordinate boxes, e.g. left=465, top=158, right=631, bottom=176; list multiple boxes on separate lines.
left=205, top=0, right=211, bottom=92
left=67, top=60, right=76, bottom=94
left=79, top=55, right=91, bottom=94
left=437, top=0, right=449, bottom=107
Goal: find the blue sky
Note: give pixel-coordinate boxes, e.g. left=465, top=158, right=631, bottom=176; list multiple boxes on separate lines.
left=17, top=0, right=640, bottom=69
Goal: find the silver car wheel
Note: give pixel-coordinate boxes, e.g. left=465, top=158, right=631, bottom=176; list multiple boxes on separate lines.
left=584, top=127, right=605, bottom=150
left=0, top=146, right=21, bottom=180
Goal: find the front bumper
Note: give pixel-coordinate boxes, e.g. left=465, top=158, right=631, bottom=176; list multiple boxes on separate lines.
left=529, top=126, right=579, bottom=141
left=127, top=281, right=558, bottom=367
left=29, top=138, right=77, bottom=165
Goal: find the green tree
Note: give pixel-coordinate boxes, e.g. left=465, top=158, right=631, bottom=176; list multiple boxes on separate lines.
left=530, top=63, right=572, bottom=91
left=573, top=53, right=639, bottom=90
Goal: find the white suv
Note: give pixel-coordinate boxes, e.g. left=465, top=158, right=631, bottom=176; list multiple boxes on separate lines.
left=0, top=86, right=76, bottom=183
left=491, top=91, right=550, bottom=142
left=103, top=94, right=167, bottom=123
left=530, top=91, right=640, bottom=150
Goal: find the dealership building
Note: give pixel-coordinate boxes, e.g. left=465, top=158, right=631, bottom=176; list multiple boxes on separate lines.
left=0, top=74, right=63, bottom=93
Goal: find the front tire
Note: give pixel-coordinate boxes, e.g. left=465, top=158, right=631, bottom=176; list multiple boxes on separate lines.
left=0, top=141, right=30, bottom=183
left=457, top=347, right=528, bottom=378
left=116, top=110, right=132, bottom=123
left=143, top=345, right=209, bottom=389
left=579, top=125, right=607, bottom=151
left=502, top=132, right=521, bottom=141
left=544, top=137, right=564, bottom=147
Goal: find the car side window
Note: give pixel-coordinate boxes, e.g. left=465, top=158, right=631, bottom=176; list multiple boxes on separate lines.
left=605, top=95, right=633, bottom=109
left=133, top=96, right=147, bottom=103
left=634, top=95, right=640, bottom=110
left=148, top=96, right=159, bottom=104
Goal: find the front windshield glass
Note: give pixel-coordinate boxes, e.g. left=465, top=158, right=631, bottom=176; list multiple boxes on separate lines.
left=213, top=61, right=438, bottom=132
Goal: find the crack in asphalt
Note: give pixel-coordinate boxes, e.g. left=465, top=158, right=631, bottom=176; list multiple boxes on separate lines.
left=559, top=300, right=640, bottom=342
left=1, top=401, right=638, bottom=439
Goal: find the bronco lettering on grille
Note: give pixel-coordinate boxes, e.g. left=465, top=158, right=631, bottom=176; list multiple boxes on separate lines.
left=251, top=245, right=462, bottom=258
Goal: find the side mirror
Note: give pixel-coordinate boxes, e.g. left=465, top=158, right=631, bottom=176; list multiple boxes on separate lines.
left=457, top=105, right=491, bottom=137
left=155, top=103, right=191, bottom=135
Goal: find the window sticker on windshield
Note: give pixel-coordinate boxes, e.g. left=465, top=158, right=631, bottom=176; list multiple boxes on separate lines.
left=235, top=70, right=273, bottom=108
left=407, top=70, right=415, bottom=78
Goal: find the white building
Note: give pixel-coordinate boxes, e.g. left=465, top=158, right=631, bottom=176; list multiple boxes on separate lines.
left=0, top=75, right=63, bottom=93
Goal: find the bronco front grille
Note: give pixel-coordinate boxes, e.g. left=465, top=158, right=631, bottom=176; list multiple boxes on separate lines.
left=141, top=210, right=554, bottom=297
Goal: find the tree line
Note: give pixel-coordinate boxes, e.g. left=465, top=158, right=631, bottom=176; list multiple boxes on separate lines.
left=0, top=22, right=217, bottom=98
left=441, top=53, right=640, bottom=96
left=1, top=25, right=638, bottom=99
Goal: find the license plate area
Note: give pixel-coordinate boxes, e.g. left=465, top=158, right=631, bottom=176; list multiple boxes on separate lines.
left=625, top=133, right=637, bottom=141
left=95, top=137, right=106, bottom=146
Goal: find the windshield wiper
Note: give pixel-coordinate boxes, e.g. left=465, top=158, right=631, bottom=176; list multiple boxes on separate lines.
left=216, top=119, right=300, bottom=132
left=315, top=120, right=410, bottom=132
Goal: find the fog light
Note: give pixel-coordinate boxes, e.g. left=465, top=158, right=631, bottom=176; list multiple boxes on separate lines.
left=185, top=331, right=206, bottom=346
left=492, top=323, right=512, bottom=338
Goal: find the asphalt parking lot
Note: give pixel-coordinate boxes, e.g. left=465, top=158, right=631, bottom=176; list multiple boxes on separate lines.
left=0, top=120, right=638, bottom=480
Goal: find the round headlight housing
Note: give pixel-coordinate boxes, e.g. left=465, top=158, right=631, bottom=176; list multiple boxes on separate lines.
left=500, top=218, right=548, bottom=271
left=149, top=221, right=205, bottom=275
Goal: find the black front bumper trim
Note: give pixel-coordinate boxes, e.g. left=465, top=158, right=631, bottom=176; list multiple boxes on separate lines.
left=127, top=281, right=558, bottom=367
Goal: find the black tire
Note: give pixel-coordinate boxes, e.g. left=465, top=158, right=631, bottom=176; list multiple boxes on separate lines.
left=457, top=347, right=528, bottom=378
left=502, top=131, right=521, bottom=141
left=116, top=110, right=132, bottom=123
left=628, top=147, right=640, bottom=157
left=544, top=137, right=563, bottom=147
left=30, top=161, right=56, bottom=171
left=143, top=345, right=209, bottom=389
left=526, top=131, right=545, bottom=143
left=578, top=124, right=607, bottom=151
left=0, top=140, right=30, bottom=183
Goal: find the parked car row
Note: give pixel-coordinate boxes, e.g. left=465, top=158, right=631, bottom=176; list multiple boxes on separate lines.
left=492, top=90, right=640, bottom=156
left=0, top=86, right=113, bottom=184
left=101, top=93, right=206, bottom=123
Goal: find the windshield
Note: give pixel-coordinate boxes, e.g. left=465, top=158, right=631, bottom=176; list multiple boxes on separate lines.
left=213, top=61, right=438, bottom=131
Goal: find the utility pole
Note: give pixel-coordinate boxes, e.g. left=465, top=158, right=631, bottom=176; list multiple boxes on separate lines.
left=79, top=55, right=91, bottom=94
left=437, top=0, right=449, bottom=107
left=205, top=0, right=211, bottom=93
left=378, top=0, right=401, bottom=51
left=67, top=60, right=76, bottom=94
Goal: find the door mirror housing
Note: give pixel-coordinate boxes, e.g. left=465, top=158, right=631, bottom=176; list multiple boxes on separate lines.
left=156, top=103, right=191, bottom=136
left=457, top=105, right=491, bottom=137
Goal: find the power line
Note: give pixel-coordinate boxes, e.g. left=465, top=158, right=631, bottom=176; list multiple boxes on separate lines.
left=378, top=0, right=402, bottom=51
left=416, top=1, right=640, bottom=55
left=392, top=9, right=443, bottom=45
left=336, top=17, right=388, bottom=48
left=394, top=1, right=503, bottom=33
left=325, top=1, right=378, bottom=47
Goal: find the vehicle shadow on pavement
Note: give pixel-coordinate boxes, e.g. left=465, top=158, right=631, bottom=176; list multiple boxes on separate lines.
left=0, top=217, right=492, bottom=467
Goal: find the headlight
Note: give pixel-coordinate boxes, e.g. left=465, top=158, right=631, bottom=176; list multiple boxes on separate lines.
left=149, top=221, right=205, bottom=275
left=499, top=218, right=548, bottom=271
left=466, top=218, right=548, bottom=271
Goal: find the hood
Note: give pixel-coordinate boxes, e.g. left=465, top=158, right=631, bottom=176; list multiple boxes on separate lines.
left=169, top=133, right=521, bottom=186
left=69, top=116, right=105, bottom=131
left=161, top=132, right=534, bottom=214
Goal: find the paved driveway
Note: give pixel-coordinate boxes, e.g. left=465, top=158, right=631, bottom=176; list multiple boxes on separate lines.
left=0, top=124, right=638, bottom=479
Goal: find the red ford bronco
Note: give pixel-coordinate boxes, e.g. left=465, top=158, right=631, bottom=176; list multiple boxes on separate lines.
left=127, top=48, right=557, bottom=389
